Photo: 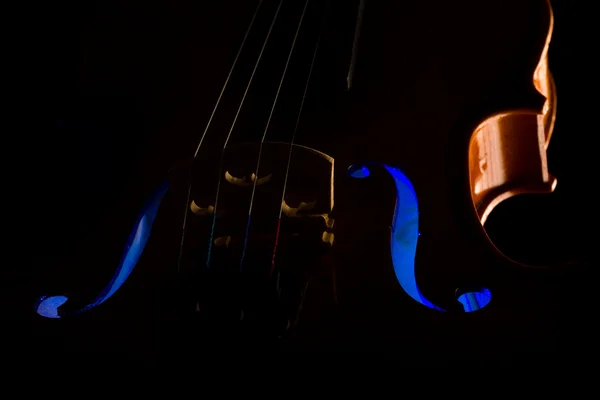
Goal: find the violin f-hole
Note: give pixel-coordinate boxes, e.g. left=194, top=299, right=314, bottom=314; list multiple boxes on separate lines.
left=35, top=182, right=170, bottom=318
left=348, top=163, right=491, bottom=312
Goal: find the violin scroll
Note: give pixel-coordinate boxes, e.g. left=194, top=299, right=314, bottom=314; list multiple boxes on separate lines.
left=469, top=0, right=557, bottom=227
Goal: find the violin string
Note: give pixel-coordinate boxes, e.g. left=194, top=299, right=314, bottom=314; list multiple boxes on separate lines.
left=206, top=0, right=284, bottom=268
left=238, top=0, right=310, bottom=272
left=347, top=0, right=365, bottom=90
left=193, top=0, right=264, bottom=158
left=271, top=0, right=330, bottom=278
left=176, top=0, right=264, bottom=273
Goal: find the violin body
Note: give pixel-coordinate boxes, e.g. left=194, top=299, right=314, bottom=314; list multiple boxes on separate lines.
left=324, top=0, right=559, bottom=356
left=25, top=0, right=593, bottom=362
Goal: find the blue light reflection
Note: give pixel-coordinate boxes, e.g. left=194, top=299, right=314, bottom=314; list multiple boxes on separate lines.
left=36, top=182, right=170, bottom=318
left=384, top=165, right=491, bottom=313
left=36, top=296, right=68, bottom=318
left=457, top=288, right=492, bottom=312
left=348, top=165, right=370, bottom=179
left=384, top=165, right=444, bottom=311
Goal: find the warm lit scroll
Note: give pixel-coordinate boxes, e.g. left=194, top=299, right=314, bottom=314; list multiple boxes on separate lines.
left=469, top=0, right=557, bottom=225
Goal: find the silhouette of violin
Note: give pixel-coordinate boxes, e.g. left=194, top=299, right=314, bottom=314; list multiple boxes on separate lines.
left=36, top=0, right=580, bottom=354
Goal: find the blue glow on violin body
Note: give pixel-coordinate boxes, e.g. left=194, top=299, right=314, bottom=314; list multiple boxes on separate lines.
left=383, top=165, right=445, bottom=311
left=457, top=288, right=492, bottom=312
left=36, top=182, right=170, bottom=318
left=35, top=295, right=68, bottom=319
left=352, top=164, right=491, bottom=312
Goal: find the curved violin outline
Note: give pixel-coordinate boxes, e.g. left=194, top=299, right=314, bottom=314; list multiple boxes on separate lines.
left=469, top=0, right=556, bottom=227
left=349, top=164, right=491, bottom=312
left=35, top=182, right=170, bottom=318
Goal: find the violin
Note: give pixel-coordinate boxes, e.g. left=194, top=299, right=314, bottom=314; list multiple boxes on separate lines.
left=27, top=0, right=592, bottom=360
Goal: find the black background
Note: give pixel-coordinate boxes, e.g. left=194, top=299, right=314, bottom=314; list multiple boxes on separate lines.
left=10, top=0, right=597, bottom=363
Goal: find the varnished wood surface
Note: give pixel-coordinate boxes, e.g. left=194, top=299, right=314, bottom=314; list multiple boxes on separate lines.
left=469, top=0, right=557, bottom=227
left=15, top=0, right=597, bottom=364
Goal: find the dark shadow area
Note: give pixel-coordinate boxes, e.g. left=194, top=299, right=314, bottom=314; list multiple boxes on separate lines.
left=11, top=0, right=595, bottom=364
